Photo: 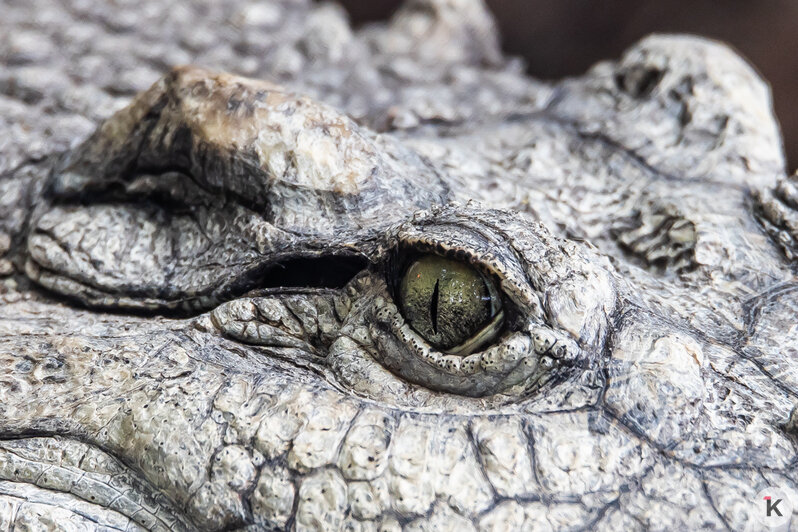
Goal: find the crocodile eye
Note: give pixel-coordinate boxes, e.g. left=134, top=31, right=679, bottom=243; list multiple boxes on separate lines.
left=398, top=255, right=504, bottom=356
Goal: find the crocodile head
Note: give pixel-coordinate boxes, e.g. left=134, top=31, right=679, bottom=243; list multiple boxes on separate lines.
left=2, top=0, right=798, bottom=530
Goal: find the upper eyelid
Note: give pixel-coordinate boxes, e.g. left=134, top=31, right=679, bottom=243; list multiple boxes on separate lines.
left=396, top=223, right=543, bottom=318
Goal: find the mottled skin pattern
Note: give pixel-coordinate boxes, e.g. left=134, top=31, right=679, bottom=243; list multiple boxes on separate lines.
left=1, top=0, right=798, bottom=530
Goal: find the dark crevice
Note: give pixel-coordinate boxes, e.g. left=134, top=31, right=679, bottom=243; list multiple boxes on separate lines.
left=247, top=254, right=370, bottom=291
left=48, top=164, right=273, bottom=222
left=615, top=66, right=664, bottom=98
left=26, top=251, right=369, bottom=319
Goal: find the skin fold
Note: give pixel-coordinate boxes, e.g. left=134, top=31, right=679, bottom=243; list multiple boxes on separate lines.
left=0, top=0, right=797, bottom=530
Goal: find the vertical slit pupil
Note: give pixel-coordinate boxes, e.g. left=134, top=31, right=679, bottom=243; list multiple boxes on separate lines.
left=431, top=278, right=440, bottom=334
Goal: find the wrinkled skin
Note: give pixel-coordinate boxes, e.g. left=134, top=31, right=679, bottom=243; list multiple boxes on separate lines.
left=1, top=0, right=798, bottom=530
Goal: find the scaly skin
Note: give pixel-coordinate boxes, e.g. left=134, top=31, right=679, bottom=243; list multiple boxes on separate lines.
left=1, top=0, right=797, bottom=530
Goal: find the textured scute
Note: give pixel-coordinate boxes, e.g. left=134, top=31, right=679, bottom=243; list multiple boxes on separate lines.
left=756, top=173, right=798, bottom=259
left=743, top=283, right=798, bottom=393
left=1, top=0, right=798, bottom=530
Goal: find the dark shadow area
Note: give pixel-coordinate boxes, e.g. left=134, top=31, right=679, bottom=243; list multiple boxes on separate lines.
left=339, top=0, right=798, bottom=171
left=256, top=254, right=369, bottom=290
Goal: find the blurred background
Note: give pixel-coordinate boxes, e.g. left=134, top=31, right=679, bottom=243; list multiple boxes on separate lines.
left=341, top=0, right=798, bottom=171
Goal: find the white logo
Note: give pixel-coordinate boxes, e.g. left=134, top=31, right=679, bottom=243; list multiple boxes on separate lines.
left=754, top=487, right=792, bottom=529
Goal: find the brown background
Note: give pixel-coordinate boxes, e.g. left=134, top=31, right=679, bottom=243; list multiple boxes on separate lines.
left=340, top=0, right=798, bottom=172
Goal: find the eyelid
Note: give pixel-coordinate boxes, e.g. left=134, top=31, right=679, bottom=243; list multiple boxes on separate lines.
left=369, top=292, right=580, bottom=397
left=397, top=223, right=544, bottom=320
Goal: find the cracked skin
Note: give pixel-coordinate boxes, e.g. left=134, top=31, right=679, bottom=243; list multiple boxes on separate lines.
left=1, top=0, right=798, bottom=529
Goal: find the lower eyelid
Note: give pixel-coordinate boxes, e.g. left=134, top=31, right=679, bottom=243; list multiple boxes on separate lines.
left=370, top=294, right=553, bottom=396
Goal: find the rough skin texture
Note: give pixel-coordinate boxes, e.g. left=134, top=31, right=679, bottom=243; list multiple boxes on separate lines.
left=1, top=0, right=798, bottom=530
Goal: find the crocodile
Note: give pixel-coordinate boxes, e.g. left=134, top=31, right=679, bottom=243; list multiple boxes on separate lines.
left=1, top=0, right=797, bottom=529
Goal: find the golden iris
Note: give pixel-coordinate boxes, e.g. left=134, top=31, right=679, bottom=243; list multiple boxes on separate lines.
left=398, top=255, right=503, bottom=355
